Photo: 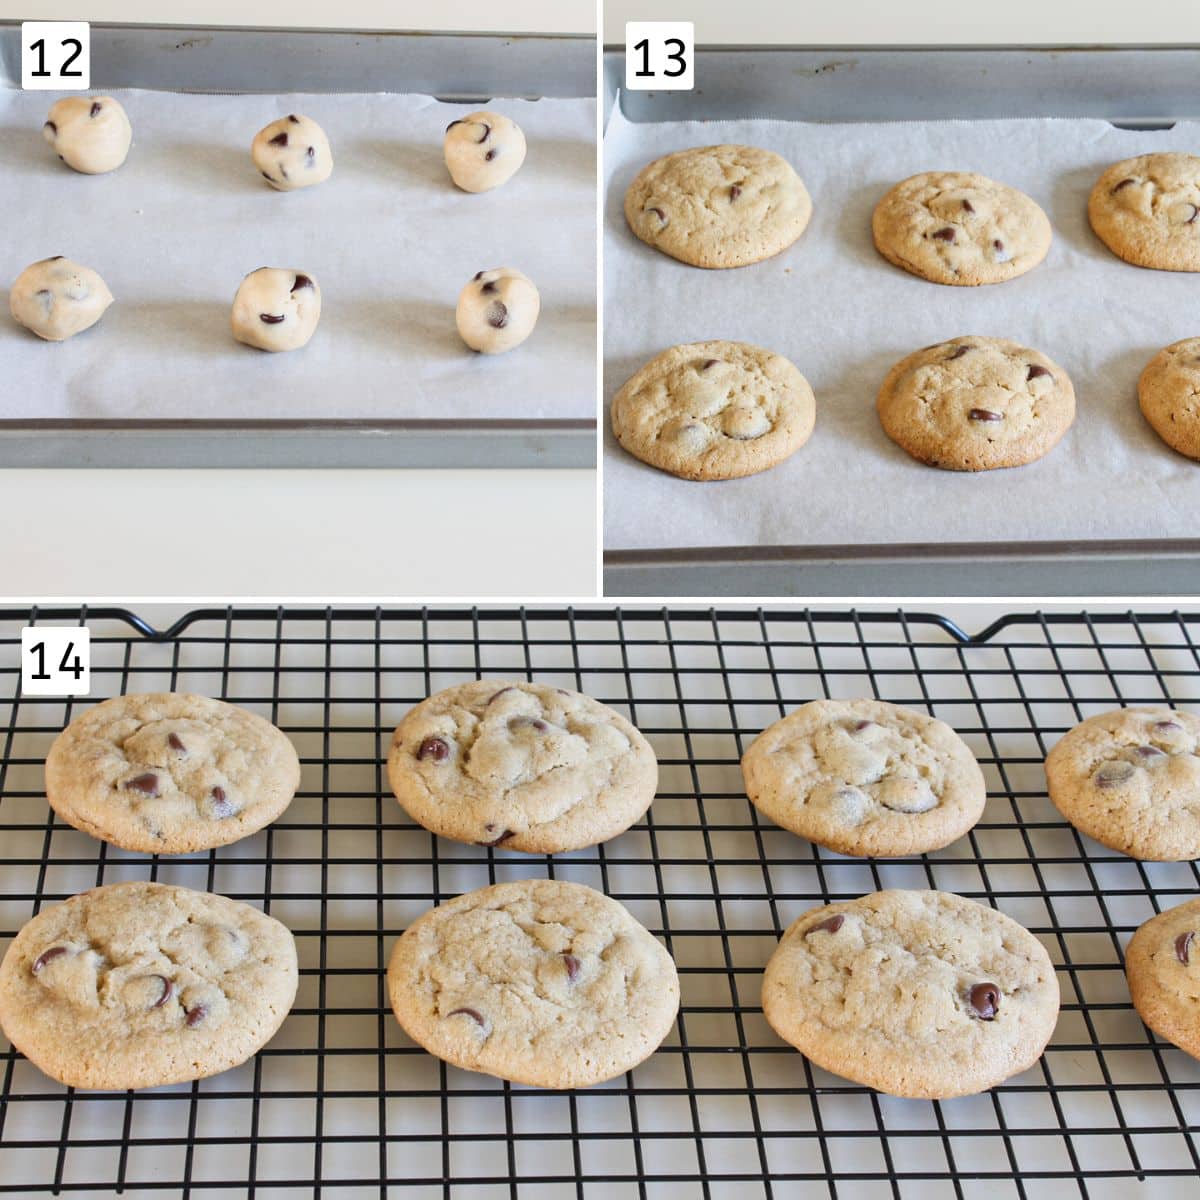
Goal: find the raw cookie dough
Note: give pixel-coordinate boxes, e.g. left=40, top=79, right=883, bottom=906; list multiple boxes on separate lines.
left=9, top=256, right=112, bottom=342
left=1088, top=153, right=1200, bottom=271
left=44, top=692, right=301, bottom=854
left=456, top=268, right=539, bottom=354
left=611, top=339, right=816, bottom=481
left=741, top=698, right=986, bottom=856
left=1137, top=337, right=1200, bottom=460
left=0, top=881, right=298, bottom=1090
left=1126, top=897, right=1200, bottom=1059
left=387, top=680, right=657, bottom=853
left=443, top=110, right=526, bottom=192
left=251, top=113, right=333, bottom=191
left=762, top=889, right=1060, bottom=1099
left=877, top=335, right=1075, bottom=471
left=387, top=878, right=679, bottom=1088
left=623, top=144, right=812, bottom=269
left=43, top=96, right=132, bottom=174
left=231, top=268, right=321, bottom=352
left=1045, top=707, right=1200, bottom=860
left=872, top=170, right=1052, bottom=286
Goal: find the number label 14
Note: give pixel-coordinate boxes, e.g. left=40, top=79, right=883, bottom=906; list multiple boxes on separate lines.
left=625, top=22, right=694, bottom=92
left=21, top=627, right=90, bottom=696
left=21, top=22, right=90, bottom=91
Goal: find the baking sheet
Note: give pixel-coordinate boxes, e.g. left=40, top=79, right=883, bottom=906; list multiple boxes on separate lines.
left=604, top=105, right=1200, bottom=553
left=0, top=88, right=595, bottom=421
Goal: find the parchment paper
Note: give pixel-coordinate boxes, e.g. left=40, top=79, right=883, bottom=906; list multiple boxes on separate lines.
left=604, top=105, right=1200, bottom=552
left=0, top=88, right=595, bottom=420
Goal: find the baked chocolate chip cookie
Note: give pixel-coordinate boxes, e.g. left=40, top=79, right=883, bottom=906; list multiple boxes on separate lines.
left=1138, top=337, right=1200, bottom=460
left=762, top=889, right=1059, bottom=1098
left=877, top=336, right=1075, bottom=471
left=388, top=878, right=679, bottom=1088
left=44, top=693, right=301, bottom=854
left=1045, top=707, right=1200, bottom=860
left=0, top=881, right=298, bottom=1090
left=611, top=340, right=816, bottom=480
left=1126, top=897, right=1200, bottom=1059
left=742, top=698, right=986, bottom=857
left=623, top=144, right=812, bottom=268
left=872, top=171, right=1051, bottom=286
left=1089, top=153, right=1200, bottom=271
left=387, top=681, right=657, bottom=853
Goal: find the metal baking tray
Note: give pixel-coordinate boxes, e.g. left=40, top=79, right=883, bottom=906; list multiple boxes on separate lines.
left=2, top=603, right=1199, bottom=1196
left=601, top=46, right=1200, bottom=596
left=0, top=23, right=597, bottom=470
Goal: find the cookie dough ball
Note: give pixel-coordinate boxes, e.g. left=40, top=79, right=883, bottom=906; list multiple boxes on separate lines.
left=231, top=268, right=321, bottom=352
left=9, top=257, right=113, bottom=342
left=444, top=111, right=526, bottom=193
left=251, top=114, right=332, bottom=191
left=456, top=268, right=539, bottom=355
left=43, top=96, right=132, bottom=174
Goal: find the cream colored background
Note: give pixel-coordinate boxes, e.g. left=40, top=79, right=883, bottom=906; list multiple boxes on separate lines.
left=9, top=0, right=594, bottom=34
left=603, top=0, right=1200, bottom=44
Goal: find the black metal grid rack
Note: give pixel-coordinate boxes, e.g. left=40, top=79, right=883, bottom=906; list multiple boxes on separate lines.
left=0, top=605, right=1198, bottom=1199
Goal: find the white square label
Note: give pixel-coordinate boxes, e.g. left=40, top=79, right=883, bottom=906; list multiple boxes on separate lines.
left=21, top=21, right=90, bottom=91
left=21, top=627, right=90, bottom=696
left=625, top=22, right=694, bottom=91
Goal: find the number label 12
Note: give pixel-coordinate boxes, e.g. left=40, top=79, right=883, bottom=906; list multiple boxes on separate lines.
left=21, top=22, right=91, bottom=91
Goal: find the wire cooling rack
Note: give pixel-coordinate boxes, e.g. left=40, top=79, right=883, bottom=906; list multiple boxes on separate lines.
left=0, top=605, right=1199, bottom=1199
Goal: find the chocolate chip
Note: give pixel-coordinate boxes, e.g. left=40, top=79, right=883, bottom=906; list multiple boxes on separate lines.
left=993, top=239, right=1005, bottom=252
left=730, top=184, right=742, bottom=201
left=563, top=953, right=581, bottom=981
left=446, top=119, right=464, bottom=133
left=35, top=289, right=51, bottom=299
left=292, top=274, right=314, bottom=292
left=261, top=172, right=274, bottom=182
left=509, top=715, right=549, bottom=732
left=1173, top=930, right=1195, bottom=965
left=168, top=733, right=186, bottom=752
left=1094, top=761, right=1136, bottom=787
left=806, top=914, right=845, bottom=936
left=269, top=132, right=289, bottom=147
left=700, top=359, right=719, bottom=371
left=125, top=773, right=160, bottom=797
left=481, top=829, right=513, bottom=847
left=473, top=270, right=488, bottom=281
left=962, top=198, right=975, bottom=213
left=485, top=148, right=499, bottom=162
left=418, top=736, right=450, bottom=762
left=210, top=786, right=235, bottom=817
left=969, top=408, right=1004, bottom=423
left=259, top=313, right=286, bottom=325
left=487, top=687, right=515, bottom=704
left=475, top=124, right=491, bottom=144
left=968, top=981, right=1000, bottom=1020
left=1112, top=177, right=1137, bottom=192
left=1154, top=718, right=1182, bottom=730
left=852, top=720, right=874, bottom=732
left=486, top=301, right=508, bottom=329
left=306, top=146, right=315, bottom=162
left=947, top=345, right=970, bottom=360
left=288, top=114, right=300, bottom=124
left=185, top=1003, right=208, bottom=1028
left=1136, top=745, right=1167, bottom=759
left=931, top=227, right=956, bottom=242
left=44, top=120, right=56, bottom=134
left=150, top=976, right=174, bottom=1008
left=448, top=1006, right=486, bottom=1027
left=1027, top=364, right=1052, bottom=382
left=1185, top=204, right=1200, bottom=225
left=32, top=946, right=68, bottom=975
left=481, top=281, right=498, bottom=294
left=89, top=102, right=101, bottom=117
left=645, top=206, right=668, bottom=227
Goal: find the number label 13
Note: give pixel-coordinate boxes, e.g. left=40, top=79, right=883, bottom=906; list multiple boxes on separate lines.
left=625, top=22, right=694, bottom=92
left=21, top=627, right=90, bottom=696
left=22, top=22, right=91, bottom=91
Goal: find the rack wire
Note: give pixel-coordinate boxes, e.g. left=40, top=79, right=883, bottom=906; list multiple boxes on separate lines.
left=0, top=605, right=1198, bottom=1199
